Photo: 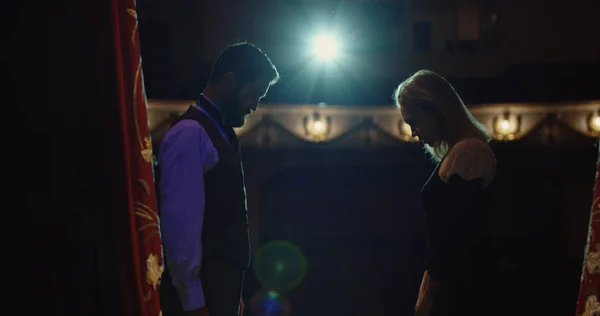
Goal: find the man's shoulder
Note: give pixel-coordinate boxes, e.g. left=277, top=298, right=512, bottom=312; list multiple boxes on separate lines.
left=171, top=118, right=204, bottom=130
left=177, top=105, right=214, bottom=126
left=163, top=119, right=211, bottom=144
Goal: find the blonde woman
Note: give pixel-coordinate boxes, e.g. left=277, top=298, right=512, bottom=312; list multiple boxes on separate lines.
left=393, top=70, right=497, bottom=316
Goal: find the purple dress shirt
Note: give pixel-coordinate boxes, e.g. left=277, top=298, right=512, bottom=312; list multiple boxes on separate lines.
left=158, top=96, right=229, bottom=311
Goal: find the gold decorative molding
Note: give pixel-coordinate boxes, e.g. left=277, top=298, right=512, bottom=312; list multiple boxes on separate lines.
left=148, top=99, right=600, bottom=148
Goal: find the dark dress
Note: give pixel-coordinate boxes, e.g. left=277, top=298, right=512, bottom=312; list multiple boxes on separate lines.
left=420, top=139, right=498, bottom=316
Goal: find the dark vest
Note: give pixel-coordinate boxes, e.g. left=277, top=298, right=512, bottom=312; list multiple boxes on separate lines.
left=158, top=99, right=250, bottom=316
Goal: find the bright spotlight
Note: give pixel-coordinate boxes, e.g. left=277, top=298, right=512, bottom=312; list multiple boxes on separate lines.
left=311, top=34, right=339, bottom=61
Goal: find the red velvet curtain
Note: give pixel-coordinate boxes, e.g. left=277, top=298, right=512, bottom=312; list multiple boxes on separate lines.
left=109, top=0, right=164, bottom=314
left=575, top=143, right=600, bottom=315
left=13, top=0, right=162, bottom=314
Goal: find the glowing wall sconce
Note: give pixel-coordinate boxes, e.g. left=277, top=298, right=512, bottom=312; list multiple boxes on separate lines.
left=493, top=110, right=520, bottom=140
left=588, top=111, right=600, bottom=136
left=398, top=120, right=419, bottom=142
left=303, top=112, right=331, bottom=142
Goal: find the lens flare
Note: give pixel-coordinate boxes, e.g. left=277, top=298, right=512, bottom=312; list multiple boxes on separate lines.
left=254, top=240, right=307, bottom=292
left=250, top=289, right=291, bottom=316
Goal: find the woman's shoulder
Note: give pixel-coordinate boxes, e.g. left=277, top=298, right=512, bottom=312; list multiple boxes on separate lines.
left=439, top=138, right=496, bottom=187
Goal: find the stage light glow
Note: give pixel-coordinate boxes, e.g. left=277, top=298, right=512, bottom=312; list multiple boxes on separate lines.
left=311, top=34, right=340, bottom=61
left=589, top=113, right=600, bottom=132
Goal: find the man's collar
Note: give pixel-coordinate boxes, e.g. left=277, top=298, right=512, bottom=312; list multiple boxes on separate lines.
left=200, top=94, right=221, bottom=112
left=198, top=94, right=227, bottom=126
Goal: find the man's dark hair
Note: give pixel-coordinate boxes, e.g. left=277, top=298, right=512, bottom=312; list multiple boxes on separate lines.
left=208, top=42, right=280, bottom=86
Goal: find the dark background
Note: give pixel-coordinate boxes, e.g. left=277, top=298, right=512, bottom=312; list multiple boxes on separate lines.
left=138, top=0, right=600, bottom=315
left=8, top=0, right=599, bottom=314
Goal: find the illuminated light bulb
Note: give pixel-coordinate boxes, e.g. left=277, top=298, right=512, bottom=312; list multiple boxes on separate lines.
left=312, top=120, right=326, bottom=133
left=498, top=119, right=511, bottom=132
left=400, top=122, right=412, bottom=136
left=304, top=116, right=329, bottom=142
left=591, top=115, right=600, bottom=132
left=399, top=122, right=419, bottom=142
left=495, top=115, right=517, bottom=136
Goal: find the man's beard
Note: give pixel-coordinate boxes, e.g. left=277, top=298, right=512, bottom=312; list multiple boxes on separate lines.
left=221, top=98, right=248, bottom=128
left=228, top=112, right=249, bottom=128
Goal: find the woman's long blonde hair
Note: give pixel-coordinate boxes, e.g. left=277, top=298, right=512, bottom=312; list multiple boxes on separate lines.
left=393, top=70, right=490, bottom=161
